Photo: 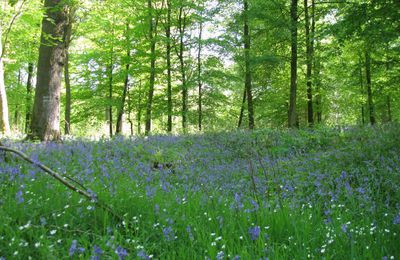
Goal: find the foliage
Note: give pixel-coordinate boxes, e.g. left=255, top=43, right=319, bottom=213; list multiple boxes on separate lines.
left=1, top=125, right=400, bottom=258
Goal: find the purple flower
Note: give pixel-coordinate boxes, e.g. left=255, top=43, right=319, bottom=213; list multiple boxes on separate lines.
left=137, top=250, right=151, bottom=260
left=233, top=256, right=241, bottom=260
left=393, top=214, right=400, bottom=225
left=162, top=226, right=176, bottom=241
left=69, top=240, right=77, bottom=256
left=341, top=224, right=348, bottom=233
left=69, top=240, right=85, bottom=256
left=248, top=226, right=261, bottom=241
left=40, top=217, right=47, bottom=226
left=16, top=190, right=24, bottom=204
left=186, top=225, right=194, bottom=240
left=115, top=246, right=128, bottom=260
left=217, top=251, right=225, bottom=260
left=91, top=245, right=103, bottom=260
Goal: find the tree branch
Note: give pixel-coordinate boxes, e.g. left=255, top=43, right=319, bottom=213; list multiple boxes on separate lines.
left=0, top=145, right=128, bottom=228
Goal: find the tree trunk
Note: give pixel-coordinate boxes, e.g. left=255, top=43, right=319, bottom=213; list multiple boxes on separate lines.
left=116, top=23, right=131, bottom=135
left=178, top=5, right=188, bottom=131
left=127, top=84, right=134, bottom=136
left=243, top=0, right=254, bottom=130
left=64, top=50, right=71, bottom=135
left=25, top=63, right=34, bottom=133
left=14, top=70, right=22, bottom=130
left=166, top=0, right=173, bottom=133
left=288, top=0, right=298, bottom=128
left=145, top=0, right=156, bottom=135
left=304, top=0, right=314, bottom=126
left=137, top=80, right=142, bottom=135
left=108, top=63, right=113, bottom=137
left=358, top=55, right=365, bottom=125
left=197, top=16, right=203, bottom=131
left=365, top=49, right=375, bottom=125
left=64, top=8, right=73, bottom=135
left=238, top=87, right=247, bottom=128
left=0, top=25, right=10, bottom=135
left=31, top=0, right=68, bottom=141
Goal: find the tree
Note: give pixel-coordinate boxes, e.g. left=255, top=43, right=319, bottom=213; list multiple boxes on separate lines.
left=304, top=0, right=314, bottom=126
left=288, top=0, right=298, bottom=128
left=243, top=0, right=254, bottom=129
left=31, top=0, right=69, bottom=141
left=177, top=1, right=188, bottom=131
left=116, top=22, right=132, bottom=135
left=145, top=0, right=158, bottom=135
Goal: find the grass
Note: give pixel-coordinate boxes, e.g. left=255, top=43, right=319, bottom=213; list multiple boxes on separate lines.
left=0, top=124, right=400, bottom=259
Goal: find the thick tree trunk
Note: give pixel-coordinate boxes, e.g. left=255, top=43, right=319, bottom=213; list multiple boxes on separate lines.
left=25, top=63, right=34, bottom=133
left=116, top=23, right=131, bottom=135
left=31, top=0, right=68, bottom=141
left=197, top=17, right=203, bottom=131
left=243, top=0, right=254, bottom=130
left=178, top=5, right=188, bottom=131
left=365, top=50, right=375, bottom=125
left=305, top=0, right=314, bottom=126
left=166, top=0, right=173, bottom=133
left=238, top=87, right=247, bottom=128
left=145, top=0, right=156, bottom=135
left=288, top=0, right=298, bottom=128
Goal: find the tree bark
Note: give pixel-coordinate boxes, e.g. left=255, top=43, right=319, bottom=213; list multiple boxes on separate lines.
left=25, top=63, right=34, bottom=133
left=178, top=4, right=188, bottom=131
left=116, top=23, right=131, bottom=135
left=365, top=49, right=375, bottom=125
left=0, top=25, right=10, bottom=135
left=166, top=0, right=173, bottom=133
left=243, top=0, right=254, bottom=130
left=31, top=0, right=68, bottom=141
left=305, top=0, right=314, bottom=126
left=145, top=0, right=156, bottom=135
left=238, top=87, right=247, bottom=128
left=288, top=0, right=298, bottom=128
left=137, top=80, right=142, bottom=135
left=108, top=63, right=113, bottom=137
left=63, top=9, right=73, bottom=136
left=358, top=55, right=365, bottom=125
left=64, top=50, right=71, bottom=135
left=197, top=15, right=203, bottom=131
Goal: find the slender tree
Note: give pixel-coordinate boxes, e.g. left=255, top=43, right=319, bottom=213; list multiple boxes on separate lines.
left=365, top=49, right=375, bottom=125
left=304, top=0, right=314, bottom=126
left=31, top=0, right=68, bottom=141
left=166, top=0, right=173, bottom=132
left=177, top=3, right=188, bottom=131
left=116, top=23, right=131, bottom=135
left=145, top=0, right=157, bottom=135
left=197, top=13, right=203, bottom=131
left=288, top=0, right=298, bottom=128
left=25, top=63, right=34, bottom=133
left=243, top=0, right=254, bottom=129
left=64, top=7, right=75, bottom=135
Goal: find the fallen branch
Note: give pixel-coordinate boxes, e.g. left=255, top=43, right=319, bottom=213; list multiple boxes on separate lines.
left=0, top=145, right=127, bottom=227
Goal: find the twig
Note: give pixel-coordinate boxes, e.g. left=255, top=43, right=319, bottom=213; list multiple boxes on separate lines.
left=0, top=145, right=128, bottom=229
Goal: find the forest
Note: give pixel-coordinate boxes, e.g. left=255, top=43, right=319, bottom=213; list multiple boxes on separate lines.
left=0, top=0, right=399, bottom=259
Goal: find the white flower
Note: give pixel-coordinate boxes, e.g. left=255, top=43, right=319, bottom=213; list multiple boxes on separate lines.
left=50, top=230, right=57, bottom=235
